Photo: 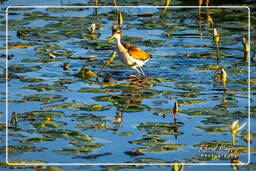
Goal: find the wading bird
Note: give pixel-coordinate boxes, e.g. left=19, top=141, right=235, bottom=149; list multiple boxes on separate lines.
left=108, top=30, right=151, bottom=77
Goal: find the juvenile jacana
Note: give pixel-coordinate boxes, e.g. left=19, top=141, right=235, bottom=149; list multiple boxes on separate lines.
left=108, top=30, right=151, bottom=77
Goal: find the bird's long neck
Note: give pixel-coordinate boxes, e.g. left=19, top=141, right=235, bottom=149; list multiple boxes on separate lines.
left=115, top=34, right=124, bottom=49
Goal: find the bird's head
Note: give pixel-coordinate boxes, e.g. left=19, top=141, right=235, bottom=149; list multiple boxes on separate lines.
left=108, top=30, right=122, bottom=43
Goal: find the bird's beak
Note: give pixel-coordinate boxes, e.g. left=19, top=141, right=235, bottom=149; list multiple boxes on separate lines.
left=108, top=34, right=115, bottom=43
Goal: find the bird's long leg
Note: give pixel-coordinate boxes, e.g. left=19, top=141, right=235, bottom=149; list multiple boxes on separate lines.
left=133, top=66, right=141, bottom=75
left=138, top=66, right=145, bottom=78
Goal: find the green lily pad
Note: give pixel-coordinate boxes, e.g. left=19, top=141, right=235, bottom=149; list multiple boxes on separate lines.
left=22, top=84, right=68, bottom=92
left=197, top=126, right=229, bottom=133
left=0, top=160, right=47, bottom=169
left=20, top=78, right=44, bottom=83
left=8, top=64, right=41, bottom=73
left=134, top=144, right=185, bottom=152
left=19, top=137, right=55, bottom=144
left=42, top=103, right=111, bottom=111
left=137, top=122, right=178, bottom=131
left=27, top=129, right=92, bottom=141
left=54, top=79, right=77, bottom=85
left=0, top=145, right=46, bottom=156
left=113, top=131, right=133, bottom=137
left=31, top=121, right=67, bottom=129
left=76, top=122, right=109, bottom=131
left=68, top=113, right=105, bottom=122
left=22, top=94, right=67, bottom=103
left=18, top=111, right=64, bottom=120
left=129, top=136, right=167, bottom=146
left=134, top=158, right=165, bottom=163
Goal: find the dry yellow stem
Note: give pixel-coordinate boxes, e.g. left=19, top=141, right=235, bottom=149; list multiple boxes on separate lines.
left=96, top=51, right=116, bottom=81
left=114, top=0, right=118, bottom=11
left=118, top=12, right=123, bottom=28
left=162, top=0, right=171, bottom=17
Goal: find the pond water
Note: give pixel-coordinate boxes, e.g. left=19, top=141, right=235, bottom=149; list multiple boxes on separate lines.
left=0, top=0, right=255, bottom=170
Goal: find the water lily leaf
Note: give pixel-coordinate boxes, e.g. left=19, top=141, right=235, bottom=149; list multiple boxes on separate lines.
left=78, top=87, right=120, bottom=94
left=134, top=144, right=185, bottom=152
left=129, top=136, right=167, bottom=146
left=31, top=121, right=67, bottom=129
left=197, top=126, right=229, bottom=133
left=137, top=122, right=178, bottom=131
left=113, top=131, right=133, bottom=136
left=114, top=103, right=148, bottom=112
left=22, top=84, right=68, bottom=92
left=54, top=79, right=77, bottom=85
left=8, top=64, right=41, bottom=73
left=19, top=137, right=55, bottom=144
left=18, top=111, right=64, bottom=120
left=152, top=109, right=173, bottom=116
left=201, top=116, right=230, bottom=125
left=181, top=108, right=229, bottom=116
left=0, top=145, right=46, bottom=156
left=68, top=113, right=105, bottom=122
left=21, top=58, right=64, bottom=63
left=22, top=94, right=67, bottom=103
left=42, top=103, right=111, bottom=111
left=177, top=99, right=208, bottom=106
left=76, top=122, right=109, bottom=131
left=20, top=78, right=44, bottom=83
left=0, top=160, right=47, bottom=169
left=134, top=158, right=165, bottom=163
left=27, top=129, right=92, bottom=140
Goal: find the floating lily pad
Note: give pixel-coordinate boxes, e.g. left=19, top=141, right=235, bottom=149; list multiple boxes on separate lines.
left=54, top=79, right=77, bottom=85
left=134, top=158, right=165, bottom=163
left=78, top=87, right=120, bottom=94
left=201, top=116, right=231, bottom=125
left=18, top=111, right=64, bottom=120
left=27, top=129, right=92, bottom=141
left=0, top=160, right=47, bottom=169
left=22, top=94, right=67, bottom=103
left=8, top=64, right=41, bottom=73
left=19, top=137, right=55, bottom=144
left=68, top=113, right=105, bottom=122
left=0, top=145, right=46, bottom=156
left=20, top=78, right=44, bottom=83
left=137, top=122, right=178, bottom=131
left=134, top=144, right=185, bottom=152
left=42, top=103, right=111, bottom=111
left=113, top=131, right=133, bottom=137
left=31, top=121, right=67, bottom=129
left=197, top=126, right=229, bottom=133
left=76, top=122, right=109, bottom=131
left=152, top=108, right=173, bottom=116
left=22, top=84, right=68, bottom=92
left=129, top=136, right=167, bottom=146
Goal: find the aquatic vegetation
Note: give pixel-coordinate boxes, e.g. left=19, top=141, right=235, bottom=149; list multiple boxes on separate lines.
left=2, top=5, right=252, bottom=167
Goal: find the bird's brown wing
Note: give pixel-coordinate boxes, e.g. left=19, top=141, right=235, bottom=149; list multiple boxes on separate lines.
left=122, top=43, right=151, bottom=61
